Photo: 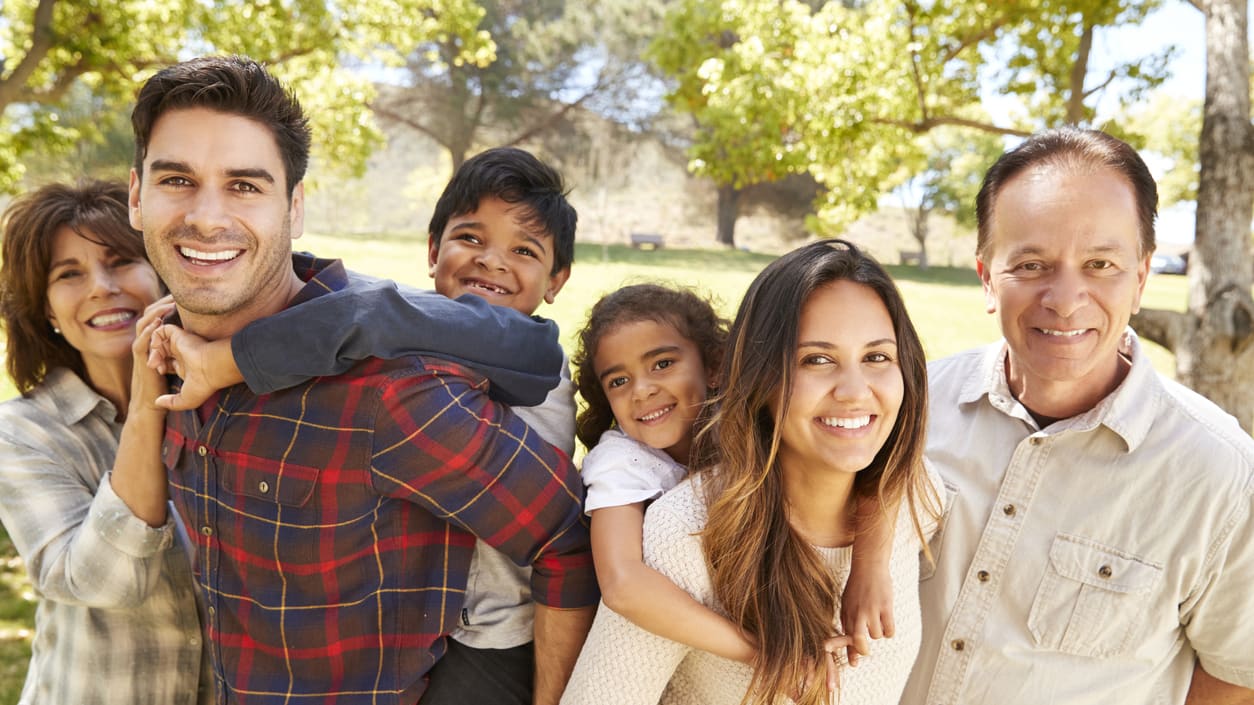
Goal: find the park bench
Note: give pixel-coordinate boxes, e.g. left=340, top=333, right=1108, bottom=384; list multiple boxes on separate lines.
left=899, top=250, right=923, bottom=266
left=630, top=232, right=665, bottom=250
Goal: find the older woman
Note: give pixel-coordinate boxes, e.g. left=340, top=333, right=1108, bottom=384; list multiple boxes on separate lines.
left=0, top=180, right=207, bottom=704
left=562, top=239, right=943, bottom=705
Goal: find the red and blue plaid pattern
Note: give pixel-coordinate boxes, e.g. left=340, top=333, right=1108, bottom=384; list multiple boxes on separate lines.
left=164, top=256, right=596, bottom=704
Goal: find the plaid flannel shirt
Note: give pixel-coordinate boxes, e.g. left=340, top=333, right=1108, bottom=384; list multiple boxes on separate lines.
left=163, top=255, right=596, bottom=704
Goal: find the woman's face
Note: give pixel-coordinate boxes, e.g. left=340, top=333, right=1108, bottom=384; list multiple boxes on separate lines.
left=774, top=280, right=904, bottom=481
left=45, top=226, right=162, bottom=377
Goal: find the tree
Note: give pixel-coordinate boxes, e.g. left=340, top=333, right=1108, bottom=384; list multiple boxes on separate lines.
left=648, top=0, right=1172, bottom=247
left=369, top=0, right=664, bottom=174
left=0, top=0, right=492, bottom=191
left=1131, top=0, right=1254, bottom=432
left=896, top=126, right=1005, bottom=269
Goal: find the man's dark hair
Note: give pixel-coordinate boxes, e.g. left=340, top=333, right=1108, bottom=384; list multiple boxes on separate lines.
left=428, top=147, right=577, bottom=275
left=975, top=127, right=1158, bottom=259
left=131, top=55, right=311, bottom=197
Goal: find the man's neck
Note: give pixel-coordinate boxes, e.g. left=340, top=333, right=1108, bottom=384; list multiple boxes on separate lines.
left=1005, top=351, right=1132, bottom=425
left=181, top=269, right=306, bottom=340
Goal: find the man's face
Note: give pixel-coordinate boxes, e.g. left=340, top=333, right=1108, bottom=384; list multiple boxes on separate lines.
left=428, top=196, right=569, bottom=315
left=978, top=164, right=1150, bottom=413
left=129, top=107, right=303, bottom=337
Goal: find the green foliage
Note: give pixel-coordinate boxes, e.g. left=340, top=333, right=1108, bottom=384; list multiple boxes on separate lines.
left=0, top=0, right=494, bottom=191
left=1124, top=91, right=1202, bottom=206
left=649, top=0, right=1174, bottom=238
left=903, top=126, right=1006, bottom=228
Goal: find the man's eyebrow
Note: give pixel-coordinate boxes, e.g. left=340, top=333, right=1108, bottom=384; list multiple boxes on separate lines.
left=226, top=168, right=276, bottom=184
left=146, top=160, right=276, bottom=185
left=148, top=159, right=192, bottom=173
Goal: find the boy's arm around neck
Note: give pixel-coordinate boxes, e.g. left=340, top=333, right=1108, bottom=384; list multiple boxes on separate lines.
left=231, top=276, right=563, bottom=406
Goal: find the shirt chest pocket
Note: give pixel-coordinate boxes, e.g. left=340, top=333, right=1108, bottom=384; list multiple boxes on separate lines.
left=1027, top=534, right=1163, bottom=658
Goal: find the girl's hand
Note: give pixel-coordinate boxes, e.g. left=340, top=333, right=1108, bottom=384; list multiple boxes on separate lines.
left=792, top=634, right=853, bottom=701
left=840, top=558, right=895, bottom=667
left=130, top=296, right=177, bottom=417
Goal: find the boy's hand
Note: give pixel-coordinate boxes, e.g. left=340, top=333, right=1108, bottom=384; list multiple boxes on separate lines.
left=840, top=558, right=895, bottom=667
left=148, top=324, right=243, bottom=410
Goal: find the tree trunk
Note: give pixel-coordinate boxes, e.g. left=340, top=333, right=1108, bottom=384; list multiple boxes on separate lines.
left=1132, top=0, right=1254, bottom=432
left=716, top=183, right=741, bottom=248
left=911, top=203, right=931, bottom=270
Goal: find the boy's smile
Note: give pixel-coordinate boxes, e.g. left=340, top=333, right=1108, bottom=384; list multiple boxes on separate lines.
left=428, top=196, right=570, bottom=315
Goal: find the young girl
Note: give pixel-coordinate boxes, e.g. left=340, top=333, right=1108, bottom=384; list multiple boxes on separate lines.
left=570, top=284, right=757, bottom=661
left=563, top=244, right=941, bottom=705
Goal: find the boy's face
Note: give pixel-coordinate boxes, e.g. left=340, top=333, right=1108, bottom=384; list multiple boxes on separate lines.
left=428, top=196, right=569, bottom=315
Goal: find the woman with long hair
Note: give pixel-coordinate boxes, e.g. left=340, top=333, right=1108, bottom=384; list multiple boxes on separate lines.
left=562, top=239, right=941, bottom=705
left=0, top=180, right=207, bottom=704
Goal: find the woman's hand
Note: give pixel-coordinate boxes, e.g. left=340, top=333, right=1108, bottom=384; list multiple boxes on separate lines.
left=129, top=295, right=176, bottom=419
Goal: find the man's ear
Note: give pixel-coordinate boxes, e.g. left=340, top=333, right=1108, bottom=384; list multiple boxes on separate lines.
left=977, top=258, right=997, bottom=315
left=289, top=182, right=305, bottom=240
left=1131, top=252, right=1152, bottom=314
left=128, top=169, right=143, bottom=230
left=287, top=181, right=304, bottom=239
left=543, top=266, right=571, bottom=305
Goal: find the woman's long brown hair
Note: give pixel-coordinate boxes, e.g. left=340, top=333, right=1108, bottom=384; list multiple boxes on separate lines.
left=690, top=239, right=938, bottom=705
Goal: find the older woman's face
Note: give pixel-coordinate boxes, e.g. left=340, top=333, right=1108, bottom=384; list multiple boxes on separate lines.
left=774, top=280, right=904, bottom=481
left=45, top=226, right=162, bottom=374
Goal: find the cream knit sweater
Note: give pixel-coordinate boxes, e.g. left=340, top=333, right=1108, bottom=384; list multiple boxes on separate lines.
left=562, top=469, right=943, bottom=705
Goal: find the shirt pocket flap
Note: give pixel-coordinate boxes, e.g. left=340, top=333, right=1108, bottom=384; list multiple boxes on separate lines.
left=220, top=458, right=319, bottom=507
left=1048, top=534, right=1162, bottom=594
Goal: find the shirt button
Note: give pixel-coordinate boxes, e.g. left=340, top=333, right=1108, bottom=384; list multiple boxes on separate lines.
left=977, top=570, right=990, bottom=582
left=197, top=445, right=208, bottom=457
left=951, top=639, right=966, bottom=651
left=1098, top=565, right=1113, bottom=579
left=258, top=481, right=270, bottom=494
left=1002, top=504, right=1017, bottom=516
left=1030, top=436, right=1043, bottom=445
left=189, top=637, right=200, bottom=647
left=200, top=526, right=213, bottom=537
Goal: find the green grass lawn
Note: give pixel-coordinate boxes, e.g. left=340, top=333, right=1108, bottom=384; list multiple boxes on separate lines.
left=0, top=233, right=1192, bottom=697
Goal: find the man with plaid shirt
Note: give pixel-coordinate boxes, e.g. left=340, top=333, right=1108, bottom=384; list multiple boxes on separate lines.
left=126, top=56, right=597, bottom=704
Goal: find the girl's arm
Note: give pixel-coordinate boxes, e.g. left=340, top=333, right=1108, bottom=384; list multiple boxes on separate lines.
left=840, top=493, right=899, bottom=666
left=590, top=502, right=756, bottom=664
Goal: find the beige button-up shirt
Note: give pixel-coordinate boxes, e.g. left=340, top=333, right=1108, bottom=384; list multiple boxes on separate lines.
left=904, top=331, right=1254, bottom=705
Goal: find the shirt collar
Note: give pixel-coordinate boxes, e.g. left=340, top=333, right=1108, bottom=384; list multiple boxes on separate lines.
left=288, top=252, right=349, bottom=306
left=40, top=366, right=117, bottom=426
left=963, top=328, right=1159, bottom=452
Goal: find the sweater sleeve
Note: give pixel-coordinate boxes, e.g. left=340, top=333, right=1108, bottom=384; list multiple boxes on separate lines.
left=560, top=487, right=703, bottom=705
left=231, top=278, right=563, bottom=407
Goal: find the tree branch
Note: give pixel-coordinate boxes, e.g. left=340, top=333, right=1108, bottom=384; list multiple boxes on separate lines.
left=905, top=3, right=930, bottom=122
left=1130, top=307, right=1188, bottom=351
left=872, top=115, right=1031, bottom=137
left=369, top=100, right=453, bottom=151
left=0, top=0, right=59, bottom=111
left=504, top=74, right=608, bottom=146
left=1081, top=67, right=1120, bottom=101
left=1066, top=20, right=1094, bottom=125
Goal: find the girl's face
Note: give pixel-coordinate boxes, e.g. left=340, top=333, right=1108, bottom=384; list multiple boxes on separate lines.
left=45, top=226, right=163, bottom=380
left=594, top=318, right=714, bottom=465
left=774, top=280, right=904, bottom=481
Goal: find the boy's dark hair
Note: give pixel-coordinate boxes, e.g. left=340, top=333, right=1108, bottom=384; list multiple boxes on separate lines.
left=573, top=283, right=728, bottom=451
left=131, top=55, right=311, bottom=197
left=428, top=147, right=577, bottom=275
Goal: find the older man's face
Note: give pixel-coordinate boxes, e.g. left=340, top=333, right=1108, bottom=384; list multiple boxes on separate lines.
left=977, top=164, right=1151, bottom=416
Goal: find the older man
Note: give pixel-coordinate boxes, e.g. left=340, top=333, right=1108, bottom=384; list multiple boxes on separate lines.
left=903, top=128, right=1254, bottom=705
